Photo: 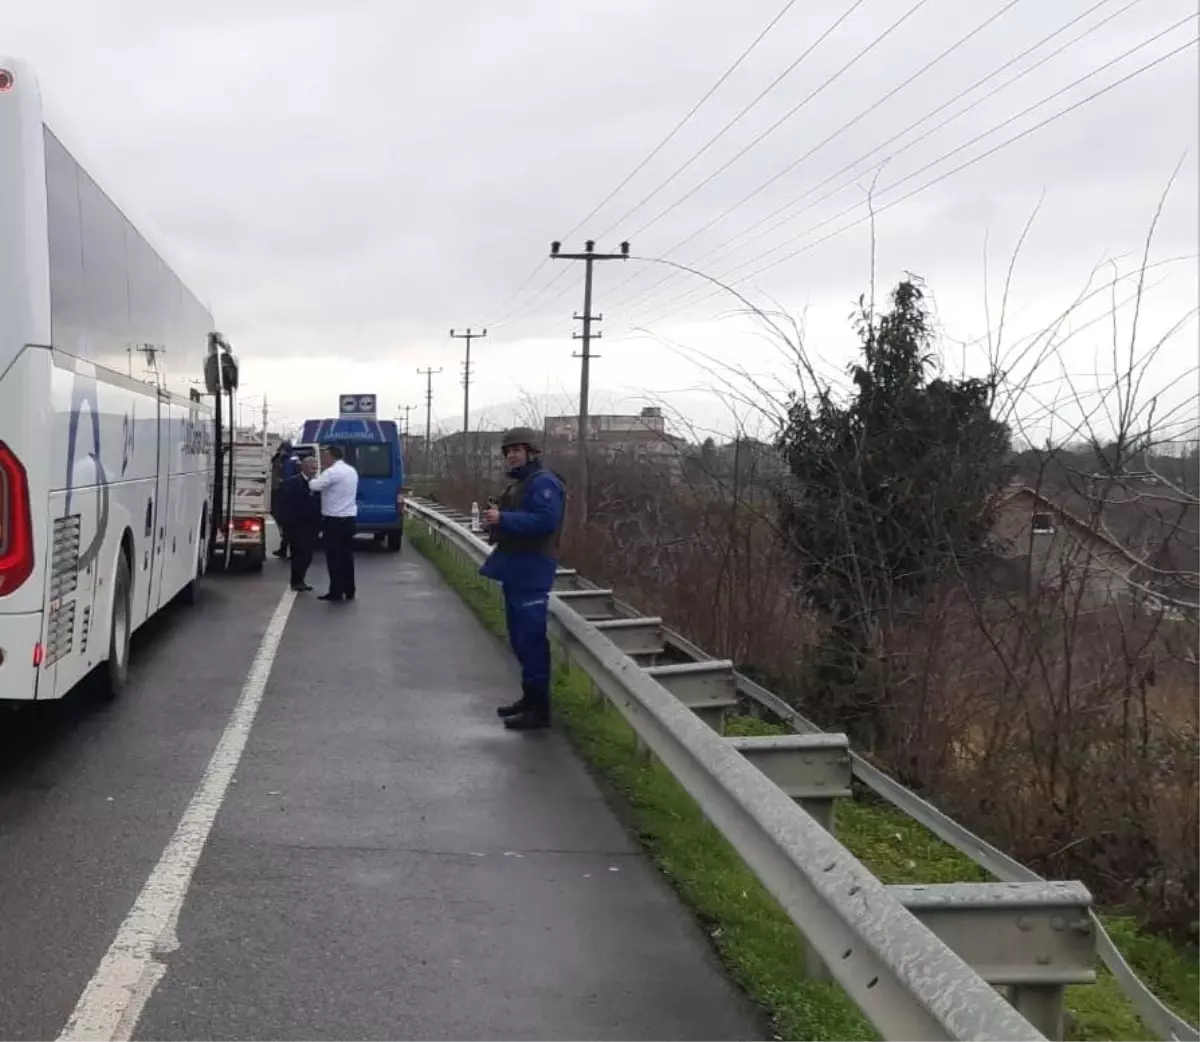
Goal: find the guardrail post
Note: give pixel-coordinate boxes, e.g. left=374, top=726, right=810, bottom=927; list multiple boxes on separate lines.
left=890, top=881, right=1095, bottom=1042
left=553, top=568, right=580, bottom=591
left=554, top=588, right=618, bottom=620
left=725, top=733, right=853, bottom=981
left=1009, top=986, right=1065, bottom=1042
left=643, top=661, right=739, bottom=732
left=549, top=614, right=605, bottom=710
left=592, top=617, right=666, bottom=658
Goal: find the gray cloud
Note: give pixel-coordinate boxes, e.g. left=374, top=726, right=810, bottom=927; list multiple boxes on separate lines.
left=6, top=0, right=1196, bottom=438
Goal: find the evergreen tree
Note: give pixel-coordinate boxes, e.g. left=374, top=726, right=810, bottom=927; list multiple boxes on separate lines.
left=776, top=276, right=1011, bottom=740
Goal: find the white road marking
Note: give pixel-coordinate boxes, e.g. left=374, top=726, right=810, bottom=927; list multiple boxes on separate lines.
left=58, top=589, right=298, bottom=1042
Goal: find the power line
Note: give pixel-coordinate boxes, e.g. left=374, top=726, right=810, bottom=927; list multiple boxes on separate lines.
left=626, top=17, right=1195, bottom=329
left=612, top=0, right=1139, bottom=315
left=492, top=267, right=605, bottom=345
left=561, top=0, right=800, bottom=245
left=645, top=36, right=1198, bottom=331
left=486, top=0, right=800, bottom=330
left=508, top=0, right=867, bottom=333
left=505, top=277, right=587, bottom=341
left=618, top=0, right=937, bottom=243
left=604, top=0, right=1031, bottom=306
left=488, top=267, right=575, bottom=337
left=487, top=260, right=551, bottom=328
left=592, top=0, right=870, bottom=243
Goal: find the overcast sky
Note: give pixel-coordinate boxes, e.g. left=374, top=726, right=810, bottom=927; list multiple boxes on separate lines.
left=6, top=0, right=1198, bottom=444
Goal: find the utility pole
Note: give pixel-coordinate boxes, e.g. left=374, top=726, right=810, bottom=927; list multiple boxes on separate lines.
left=135, top=342, right=165, bottom=387
left=398, top=403, right=415, bottom=471
left=549, top=239, right=630, bottom=523
left=450, top=327, right=487, bottom=469
left=417, top=367, right=442, bottom=474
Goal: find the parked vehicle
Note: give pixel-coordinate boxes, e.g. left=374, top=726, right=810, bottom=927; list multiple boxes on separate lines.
left=296, top=415, right=405, bottom=551
left=0, top=56, right=220, bottom=702
left=210, top=436, right=270, bottom=570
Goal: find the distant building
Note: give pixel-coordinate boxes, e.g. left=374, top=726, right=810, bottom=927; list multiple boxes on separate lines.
left=431, top=430, right=508, bottom=476
left=990, top=485, right=1136, bottom=607
left=400, top=433, right=426, bottom=470
left=543, top=407, right=687, bottom=466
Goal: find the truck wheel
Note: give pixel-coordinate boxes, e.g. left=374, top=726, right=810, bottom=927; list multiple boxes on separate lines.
left=386, top=531, right=402, bottom=552
left=97, top=553, right=132, bottom=702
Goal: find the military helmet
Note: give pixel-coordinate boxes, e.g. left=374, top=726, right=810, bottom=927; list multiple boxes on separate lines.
left=500, top=426, right=541, bottom=453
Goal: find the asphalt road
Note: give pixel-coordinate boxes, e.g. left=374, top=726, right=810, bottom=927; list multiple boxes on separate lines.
left=0, top=540, right=765, bottom=1041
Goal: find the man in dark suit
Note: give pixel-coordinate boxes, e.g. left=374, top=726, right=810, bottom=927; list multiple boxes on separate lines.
left=276, top=456, right=322, bottom=591
left=270, top=441, right=299, bottom=558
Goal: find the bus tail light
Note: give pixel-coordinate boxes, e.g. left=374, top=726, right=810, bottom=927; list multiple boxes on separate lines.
left=0, top=441, right=35, bottom=595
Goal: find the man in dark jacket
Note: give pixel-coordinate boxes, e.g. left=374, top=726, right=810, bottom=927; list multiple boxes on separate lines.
left=480, top=427, right=565, bottom=731
left=270, top=441, right=300, bottom=558
left=276, top=456, right=322, bottom=591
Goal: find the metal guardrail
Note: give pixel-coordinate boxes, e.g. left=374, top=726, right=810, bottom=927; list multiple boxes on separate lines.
left=410, top=497, right=1199, bottom=1042
left=408, top=499, right=1047, bottom=1042
left=606, top=562, right=1195, bottom=1042
left=731, top=674, right=1199, bottom=1042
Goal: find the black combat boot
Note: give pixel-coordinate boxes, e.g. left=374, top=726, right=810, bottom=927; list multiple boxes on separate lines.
left=503, top=687, right=550, bottom=731
left=496, top=685, right=532, bottom=719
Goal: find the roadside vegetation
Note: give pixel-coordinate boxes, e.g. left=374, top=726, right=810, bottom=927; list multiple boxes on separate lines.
left=416, top=213, right=1197, bottom=1039
left=410, top=522, right=1199, bottom=1042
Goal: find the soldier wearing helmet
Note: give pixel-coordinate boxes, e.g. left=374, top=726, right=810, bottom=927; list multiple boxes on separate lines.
left=480, top=425, right=566, bottom=731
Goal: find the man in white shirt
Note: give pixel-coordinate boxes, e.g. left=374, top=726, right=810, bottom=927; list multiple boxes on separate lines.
left=306, top=444, right=359, bottom=602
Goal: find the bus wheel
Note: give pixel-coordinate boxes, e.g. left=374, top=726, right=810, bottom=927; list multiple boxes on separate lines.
left=180, top=517, right=205, bottom=605
left=98, top=554, right=132, bottom=702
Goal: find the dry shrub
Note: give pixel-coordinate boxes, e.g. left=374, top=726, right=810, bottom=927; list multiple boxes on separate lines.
left=434, top=446, right=818, bottom=680
left=430, top=447, right=1197, bottom=938
left=571, top=455, right=816, bottom=674
left=867, top=587, right=1198, bottom=936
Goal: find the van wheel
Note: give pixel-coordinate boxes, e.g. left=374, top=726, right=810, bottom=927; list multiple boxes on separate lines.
left=98, top=554, right=132, bottom=702
left=386, top=532, right=402, bottom=552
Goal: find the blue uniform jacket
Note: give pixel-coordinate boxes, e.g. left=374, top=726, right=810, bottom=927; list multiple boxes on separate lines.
left=272, top=450, right=300, bottom=494
left=479, top=461, right=564, bottom=591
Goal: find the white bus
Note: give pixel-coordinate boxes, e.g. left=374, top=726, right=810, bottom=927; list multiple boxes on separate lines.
left=0, top=58, right=217, bottom=703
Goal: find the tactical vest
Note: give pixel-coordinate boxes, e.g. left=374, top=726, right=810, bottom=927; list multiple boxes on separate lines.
left=495, top=469, right=564, bottom=556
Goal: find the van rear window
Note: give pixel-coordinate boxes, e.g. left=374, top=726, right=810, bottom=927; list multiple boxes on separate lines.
left=337, top=442, right=392, bottom=478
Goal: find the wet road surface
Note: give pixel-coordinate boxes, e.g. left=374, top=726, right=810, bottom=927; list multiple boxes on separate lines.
left=1, top=543, right=764, bottom=1041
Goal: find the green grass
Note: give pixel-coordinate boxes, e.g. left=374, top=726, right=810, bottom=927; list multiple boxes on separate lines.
left=410, top=523, right=1198, bottom=1042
